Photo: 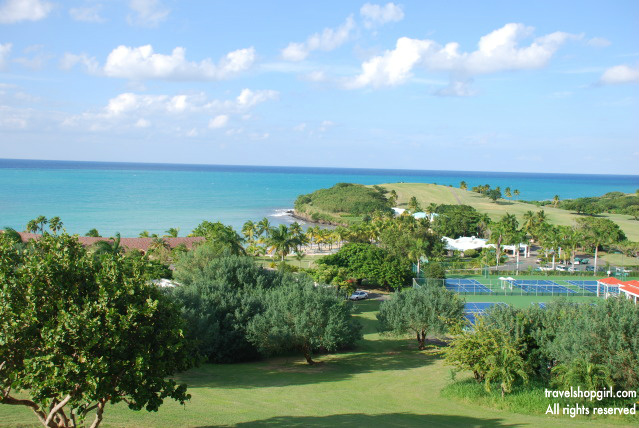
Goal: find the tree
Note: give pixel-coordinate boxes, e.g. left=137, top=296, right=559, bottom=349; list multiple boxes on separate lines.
left=246, top=281, right=362, bottom=364
left=90, top=232, right=122, bottom=257
left=505, top=187, right=512, bottom=199
left=488, top=214, right=519, bottom=266
left=446, top=320, right=529, bottom=396
left=432, top=205, right=482, bottom=239
left=486, top=189, right=502, bottom=203
left=551, top=359, right=612, bottom=392
left=25, top=215, right=48, bottom=233
left=316, top=243, right=411, bottom=289
left=265, top=224, right=297, bottom=261
left=164, top=227, right=179, bottom=238
left=513, top=189, right=520, bottom=200
left=0, top=228, right=194, bottom=428
left=242, top=220, right=256, bottom=244
left=577, top=217, right=626, bottom=275
left=190, top=220, right=245, bottom=256
left=378, top=286, right=464, bottom=350
left=407, top=196, right=421, bottom=213
left=553, top=195, right=560, bottom=208
left=459, top=181, right=468, bottom=191
left=388, top=189, right=398, bottom=206
left=85, top=229, right=101, bottom=237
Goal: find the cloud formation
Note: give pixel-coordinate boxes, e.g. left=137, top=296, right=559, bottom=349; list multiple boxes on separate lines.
left=599, top=64, right=639, bottom=85
left=282, top=16, right=355, bottom=61
left=347, top=23, right=576, bottom=89
left=101, top=45, right=256, bottom=80
left=360, top=2, right=404, bottom=28
left=127, top=0, right=169, bottom=27
left=0, top=0, right=52, bottom=24
left=62, top=88, right=278, bottom=133
left=0, top=43, right=11, bottom=70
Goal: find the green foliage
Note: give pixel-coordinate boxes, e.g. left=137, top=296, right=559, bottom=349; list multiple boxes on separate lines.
left=432, top=205, right=483, bottom=239
left=377, top=217, right=443, bottom=262
left=172, top=254, right=292, bottom=363
left=558, top=193, right=639, bottom=216
left=190, top=220, right=245, bottom=255
left=0, top=229, right=193, bottom=428
left=378, top=286, right=464, bottom=349
left=463, top=248, right=478, bottom=258
left=85, top=228, right=101, bottom=237
left=316, top=243, right=412, bottom=289
left=551, top=359, right=613, bottom=391
left=486, top=189, right=502, bottom=202
left=294, top=183, right=392, bottom=217
left=246, top=280, right=362, bottom=364
left=446, top=320, right=529, bottom=396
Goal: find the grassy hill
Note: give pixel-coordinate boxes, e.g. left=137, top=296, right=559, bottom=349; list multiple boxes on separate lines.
left=295, top=183, right=392, bottom=225
left=377, top=182, right=639, bottom=241
left=1, top=300, right=634, bottom=427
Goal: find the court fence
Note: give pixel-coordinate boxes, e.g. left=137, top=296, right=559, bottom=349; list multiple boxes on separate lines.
left=413, top=277, right=606, bottom=297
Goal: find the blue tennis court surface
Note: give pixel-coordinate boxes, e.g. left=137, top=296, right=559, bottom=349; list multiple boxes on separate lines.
left=567, top=280, right=598, bottom=293
left=464, top=302, right=501, bottom=324
left=445, top=279, right=492, bottom=293
left=510, top=279, right=575, bottom=294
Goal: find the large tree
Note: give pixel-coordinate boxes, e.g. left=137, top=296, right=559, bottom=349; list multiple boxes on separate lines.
left=377, top=286, right=464, bottom=350
left=577, top=217, right=626, bottom=274
left=0, top=224, right=193, bottom=428
left=316, top=243, right=411, bottom=289
left=246, top=281, right=362, bottom=364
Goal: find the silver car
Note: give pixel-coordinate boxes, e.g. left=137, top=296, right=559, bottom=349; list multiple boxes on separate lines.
left=349, top=291, right=369, bottom=301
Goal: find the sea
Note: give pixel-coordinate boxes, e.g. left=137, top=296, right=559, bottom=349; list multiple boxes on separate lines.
left=1, top=158, right=637, bottom=237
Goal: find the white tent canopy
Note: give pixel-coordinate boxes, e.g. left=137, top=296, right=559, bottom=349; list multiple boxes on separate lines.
left=442, top=236, right=528, bottom=254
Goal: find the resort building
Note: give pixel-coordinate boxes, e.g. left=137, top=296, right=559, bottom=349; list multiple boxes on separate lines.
left=596, top=277, right=624, bottom=298
left=619, top=280, right=639, bottom=305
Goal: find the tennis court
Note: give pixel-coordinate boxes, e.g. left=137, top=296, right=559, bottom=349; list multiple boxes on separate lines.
left=509, top=279, right=576, bottom=295
left=464, top=302, right=501, bottom=324
left=566, top=280, right=598, bottom=294
left=445, top=279, right=492, bottom=293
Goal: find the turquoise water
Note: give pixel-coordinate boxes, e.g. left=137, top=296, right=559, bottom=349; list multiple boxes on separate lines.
left=1, top=159, right=637, bottom=237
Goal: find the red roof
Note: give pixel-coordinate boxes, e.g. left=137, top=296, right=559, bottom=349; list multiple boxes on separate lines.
left=13, top=232, right=204, bottom=252
left=620, top=283, right=639, bottom=298
left=598, top=277, right=624, bottom=285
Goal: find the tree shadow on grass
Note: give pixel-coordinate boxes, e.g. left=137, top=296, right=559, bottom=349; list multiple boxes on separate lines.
left=177, top=345, right=438, bottom=390
left=196, top=412, right=523, bottom=428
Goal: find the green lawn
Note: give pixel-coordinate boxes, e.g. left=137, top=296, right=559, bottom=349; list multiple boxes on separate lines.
left=1, top=301, right=635, bottom=428
left=377, top=183, right=639, bottom=241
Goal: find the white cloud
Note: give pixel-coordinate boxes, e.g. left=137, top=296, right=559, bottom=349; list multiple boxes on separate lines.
left=293, top=123, right=306, bottom=132
left=60, top=52, right=100, bottom=73
left=209, top=114, right=229, bottom=129
left=282, top=16, right=355, bottom=61
left=319, top=120, right=334, bottom=132
left=0, top=0, right=52, bottom=24
left=127, top=0, right=169, bottom=27
left=599, top=64, right=639, bottom=85
left=14, top=44, right=50, bottom=70
left=69, top=5, right=105, bottom=23
left=63, top=88, right=278, bottom=133
left=347, top=23, right=576, bottom=89
left=236, top=88, right=279, bottom=108
left=587, top=37, right=611, bottom=48
left=360, top=3, right=404, bottom=28
left=435, top=80, right=477, bottom=97
left=102, top=44, right=256, bottom=80
left=0, top=43, right=11, bottom=70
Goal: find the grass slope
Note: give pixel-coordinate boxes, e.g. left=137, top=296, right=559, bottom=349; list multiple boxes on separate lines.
left=1, top=301, right=635, bottom=428
left=378, top=183, right=639, bottom=241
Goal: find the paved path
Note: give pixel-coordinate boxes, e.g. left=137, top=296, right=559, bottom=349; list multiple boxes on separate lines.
left=448, top=187, right=463, bottom=205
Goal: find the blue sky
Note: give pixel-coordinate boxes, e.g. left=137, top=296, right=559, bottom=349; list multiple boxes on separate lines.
left=1, top=0, right=638, bottom=174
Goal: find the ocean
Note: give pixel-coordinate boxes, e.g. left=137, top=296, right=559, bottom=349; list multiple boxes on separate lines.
left=1, top=158, right=637, bottom=237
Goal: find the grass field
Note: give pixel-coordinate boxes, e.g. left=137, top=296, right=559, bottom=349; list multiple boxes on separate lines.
left=1, top=301, right=636, bottom=428
left=378, top=183, right=639, bottom=241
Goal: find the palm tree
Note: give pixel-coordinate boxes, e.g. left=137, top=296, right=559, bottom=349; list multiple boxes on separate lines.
left=553, top=195, right=560, bottom=208
left=459, top=181, right=467, bottom=191
left=266, top=224, right=296, bottom=261
left=505, top=187, right=512, bottom=200
left=388, top=189, right=398, bottom=206
left=407, top=196, right=421, bottom=213
left=257, top=217, right=271, bottom=239
left=294, top=250, right=306, bottom=267
left=92, top=233, right=123, bottom=257
left=164, top=227, right=179, bottom=238
left=25, top=215, right=48, bottom=233
left=476, top=214, right=492, bottom=239
left=139, top=230, right=150, bottom=238
left=513, top=189, right=520, bottom=200
left=242, top=220, right=257, bottom=243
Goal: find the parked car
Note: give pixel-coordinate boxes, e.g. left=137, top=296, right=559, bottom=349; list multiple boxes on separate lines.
left=555, top=265, right=566, bottom=272
left=349, top=291, right=369, bottom=301
left=580, top=258, right=589, bottom=264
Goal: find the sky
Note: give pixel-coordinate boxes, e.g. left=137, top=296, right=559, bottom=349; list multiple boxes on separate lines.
left=1, top=0, right=638, bottom=174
